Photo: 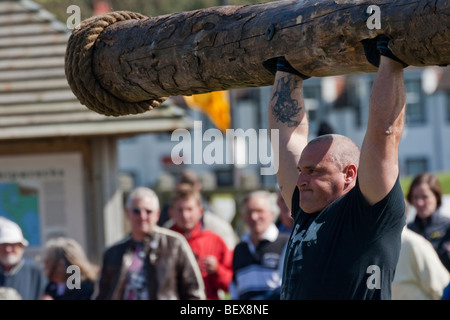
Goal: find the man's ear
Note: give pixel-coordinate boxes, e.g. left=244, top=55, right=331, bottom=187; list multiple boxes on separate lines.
left=344, top=164, right=357, bottom=183
left=155, top=208, right=161, bottom=221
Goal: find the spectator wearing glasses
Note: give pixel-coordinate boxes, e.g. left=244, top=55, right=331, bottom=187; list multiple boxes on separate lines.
left=95, top=187, right=205, bottom=300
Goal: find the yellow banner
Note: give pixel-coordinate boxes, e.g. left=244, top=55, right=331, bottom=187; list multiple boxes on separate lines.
left=183, top=91, right=231, bottom=132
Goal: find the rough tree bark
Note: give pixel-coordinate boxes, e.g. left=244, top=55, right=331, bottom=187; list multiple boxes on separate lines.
left=65, top=0, right=450, bottom=116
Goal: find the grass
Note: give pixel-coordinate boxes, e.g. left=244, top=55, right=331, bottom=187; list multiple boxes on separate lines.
left=400, top=171, right=450, bottom=195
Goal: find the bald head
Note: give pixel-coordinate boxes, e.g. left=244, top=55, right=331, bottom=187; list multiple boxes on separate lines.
left=306, top=134, right=360, bottom=171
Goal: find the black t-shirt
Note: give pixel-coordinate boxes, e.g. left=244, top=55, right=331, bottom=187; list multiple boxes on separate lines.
left=280, top=177, right=405, bottom=300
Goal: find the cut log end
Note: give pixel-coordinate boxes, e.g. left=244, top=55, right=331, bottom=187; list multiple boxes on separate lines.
left=65, top=11, right=166, bottom=116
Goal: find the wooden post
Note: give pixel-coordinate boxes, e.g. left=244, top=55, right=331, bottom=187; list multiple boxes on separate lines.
left=65, top=0, right=450, bottom=116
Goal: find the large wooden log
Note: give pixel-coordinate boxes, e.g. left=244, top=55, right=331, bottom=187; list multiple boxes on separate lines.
left=65, top=0, right=450, bottom=116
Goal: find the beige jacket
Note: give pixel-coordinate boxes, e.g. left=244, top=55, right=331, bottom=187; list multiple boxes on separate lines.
left=392, top=227, right=450, bottom=300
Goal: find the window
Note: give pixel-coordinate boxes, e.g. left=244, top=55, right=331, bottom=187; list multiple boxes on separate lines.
left=405, top=79, right=425, bottom=124
left=119, top=136, right=138, bottom=144
left=201, top=113, right=216, bottom=131
left=157, top=132, right=171, bottom=141
left=405, top=158, right=428, bottom=176
left=447, top=93, right=450, bottom=123
left=308, top=107, right=317, bottom=122
left=215, top=168, right=233, bottom=187
left=303, top=85, right=321, bottom=123
left=303, top=85, right=321, bottom=100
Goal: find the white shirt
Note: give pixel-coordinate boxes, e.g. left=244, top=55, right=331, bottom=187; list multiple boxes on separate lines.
left=392, top=227, right=450, bottom=300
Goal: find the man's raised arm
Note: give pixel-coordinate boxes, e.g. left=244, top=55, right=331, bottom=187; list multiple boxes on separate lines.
left=359, top=37, right=407, bottom=205
left=267, top=58, right=310, bottom=211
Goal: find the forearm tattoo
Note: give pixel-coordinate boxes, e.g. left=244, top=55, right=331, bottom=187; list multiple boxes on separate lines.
left=271, top=77, right=302, bottom=127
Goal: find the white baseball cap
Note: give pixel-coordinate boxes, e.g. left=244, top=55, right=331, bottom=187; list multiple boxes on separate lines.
left=0, top=217, right=29, bottom=247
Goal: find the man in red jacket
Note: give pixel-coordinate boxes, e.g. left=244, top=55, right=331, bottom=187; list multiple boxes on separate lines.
left=169, top=184, right=233, bottom=300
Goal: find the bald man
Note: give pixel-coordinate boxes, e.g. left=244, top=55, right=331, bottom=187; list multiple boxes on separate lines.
left=268, top=36, right=408, bottom=300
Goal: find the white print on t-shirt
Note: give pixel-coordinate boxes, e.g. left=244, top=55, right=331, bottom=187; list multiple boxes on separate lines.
left=290, top=221, right=325, bottom=262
